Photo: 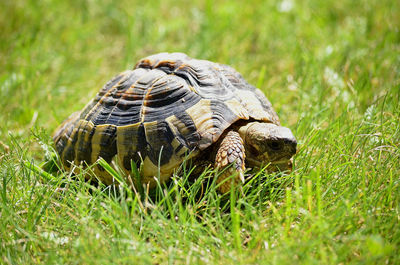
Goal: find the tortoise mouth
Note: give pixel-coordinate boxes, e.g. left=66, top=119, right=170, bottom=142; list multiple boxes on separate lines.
left=246, top=157, right=292, bottom=168
left=246, top=158, right=290, bottom=166
left=246, top=157, right=262, bottom=167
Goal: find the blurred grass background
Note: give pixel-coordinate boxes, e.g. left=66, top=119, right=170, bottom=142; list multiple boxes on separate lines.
left=1, top=0, right=399, bottom=264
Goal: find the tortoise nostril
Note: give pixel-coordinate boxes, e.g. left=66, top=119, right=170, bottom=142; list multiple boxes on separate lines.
left=291, top=145, right=297, bottom=155
left=284, top=139, right=297, bottom=154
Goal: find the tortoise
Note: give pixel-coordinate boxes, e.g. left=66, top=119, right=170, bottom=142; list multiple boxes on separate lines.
left=53, top=52, right=297, bottom=193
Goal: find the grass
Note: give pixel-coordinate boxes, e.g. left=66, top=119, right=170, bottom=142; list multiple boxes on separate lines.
left=1, top=0, right=399, bottom=264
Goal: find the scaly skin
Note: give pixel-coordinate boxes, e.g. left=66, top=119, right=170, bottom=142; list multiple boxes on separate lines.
left=215, top=131, right=246, bottom=193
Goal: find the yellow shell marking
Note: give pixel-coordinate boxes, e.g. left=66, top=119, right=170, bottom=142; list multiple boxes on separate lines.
left=224, top=98, right=249, bottom=120
left=235, top=90, right=272, bottom=122
left=184, top=99, right=215, bottom=149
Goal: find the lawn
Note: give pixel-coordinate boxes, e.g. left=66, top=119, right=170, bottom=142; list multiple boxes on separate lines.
left=1, top=0, right=399, bottom=264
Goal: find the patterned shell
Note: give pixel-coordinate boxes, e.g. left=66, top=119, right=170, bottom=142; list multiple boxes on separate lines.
left=53, top=52, right=280, bottom=185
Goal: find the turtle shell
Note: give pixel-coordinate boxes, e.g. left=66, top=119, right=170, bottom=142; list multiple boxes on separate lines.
left=53, top=52, right=280, bottom=185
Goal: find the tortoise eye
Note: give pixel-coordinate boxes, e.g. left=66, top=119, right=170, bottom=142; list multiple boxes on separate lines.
left=268, top=141, right=283, bottom=151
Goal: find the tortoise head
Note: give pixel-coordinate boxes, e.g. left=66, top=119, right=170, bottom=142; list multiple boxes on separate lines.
left=238, top=121, right=297, bottom=171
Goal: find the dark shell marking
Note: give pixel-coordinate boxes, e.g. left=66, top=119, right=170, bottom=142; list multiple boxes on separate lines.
left=53, top=52, right=279, bottom=185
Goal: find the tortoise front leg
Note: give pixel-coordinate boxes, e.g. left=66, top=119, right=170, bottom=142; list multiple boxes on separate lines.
left=215, top=130, right=246, bottom=193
